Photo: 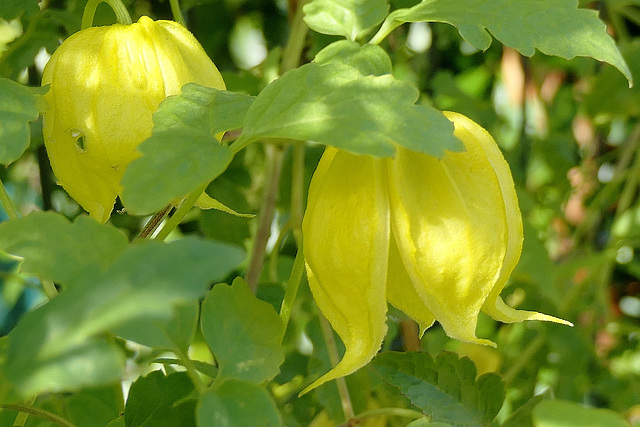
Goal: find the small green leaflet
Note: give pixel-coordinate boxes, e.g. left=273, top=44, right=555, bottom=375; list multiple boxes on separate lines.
left=372, top=351, right=505, bottom=427
left=5, top=238, right=245, bottom=396
left=234, top=62, right=463, bottom=158
left=197, top=380, right=281, bottom=427
left=303, top=0, right=389, bottom=40
left=372, top=0, right=632, bottom=86
left=201, top=278, right=285, bottom=384
left=0, top=211, right=129, bottom=288
left=315, top=40, right=392, bottom=76
left=121, top=84, right=254, bottom=215
left=0, top=78, right=47, bottom=165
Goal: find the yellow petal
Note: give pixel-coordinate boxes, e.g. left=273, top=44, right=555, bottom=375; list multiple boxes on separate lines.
left=386, top=231, right=435, bottom=336
left=41, top=17, right=225, bottom=222
left=443, top=112, right=571, bottom=327
left=301, top=147, right=389, bottom=393
left=388, top=130, right=509, bottom=346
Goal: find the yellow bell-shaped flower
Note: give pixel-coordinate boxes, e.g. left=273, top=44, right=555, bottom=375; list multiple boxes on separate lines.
left=41, top=16, right=225, bottom=222
left=302, top=111, right=571, bottom=393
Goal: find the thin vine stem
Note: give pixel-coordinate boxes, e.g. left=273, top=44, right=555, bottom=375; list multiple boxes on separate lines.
left=278, top=248, right=305, bottom=341
left=154, top=184, right=206, bottom=242
left=2, top=404, right=77, bottom=427
left=81, top=0, right=132, bottom=29
left=169, top=0, right=186, bottom=26
left=245, top=144, right=285, bottom=292
left=41, top=279, right=59, bottom=300
left=0, top=177, right=19, bottom=220
left=335, top=408, right=426, bottom=427
left=136, top=205, right=172, bottom=240
left=319, top=314, right=355, bottom=422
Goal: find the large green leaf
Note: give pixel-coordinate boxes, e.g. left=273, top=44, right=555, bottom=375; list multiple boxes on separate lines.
left=0, top=78, right=47, bottom=165
left=372, top=351, right=505, bottom=427
left=5, top=238, right=245, bottom=396
left=373, top=0, right=632, bottom=85
left=124, top=371, right=196, bottom=427
left=532, top=400, right=629, bottom=427
left=121, top=84, right=254, bottom=215
left=0, top=211, right=129, bottom=288
left=233, top=62, right=462, bottom=157
left=201, top=277, right=284, bottom=383
left=303, top=0, right=389, bottom=40
left=196, top=380, right=281, bottom=427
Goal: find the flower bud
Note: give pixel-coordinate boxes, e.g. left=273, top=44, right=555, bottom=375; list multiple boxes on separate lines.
left=41, top=16, right=225, bottom=222
left=301, top=111, right=571, bottom=393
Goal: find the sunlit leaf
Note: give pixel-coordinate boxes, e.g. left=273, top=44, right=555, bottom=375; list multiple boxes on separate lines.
left=303, top=0, right=389, bottom=40
left=234, top=62, right=462, bottom=157
left=0, top=78, right=47, bottom=165
left=0, top=211, right=129, bottom=287
left=375, top=0, right=632, bottom=85
left=121, top=84, right=254, bottom=215
left=372, top=351, right=504, bottom=427
left=197, top=380, right=281, bottom=427
left=201, top=277, right=284, bottom=383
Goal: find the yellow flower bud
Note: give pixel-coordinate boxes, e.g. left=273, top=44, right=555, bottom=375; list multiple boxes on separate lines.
left=41, top=16, right=225, bottom=222
left=301, top=111, right=571, bottom=393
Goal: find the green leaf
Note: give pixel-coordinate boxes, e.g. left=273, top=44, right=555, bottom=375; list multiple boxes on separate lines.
left=0, top=0, right=38, bottom=20
left=124, top=371, right=196, bottom=427
left=303, top=0, right=389, bottom=40
left=315, top=40, right=392, bottom=75
left=0, top=78, right=47, bottom=165
left=532, top=400, right=629, bottom=427
left=584, top=39, right=640, bottom=118
left=113, top=303, right=198, bottom=353
left=0, top=211, right=129, bottom=287
left=375, top=0, right=632, bottom=85
left=201, top=277, right=284, bottom=383
left=372, top=351, right=505, bottom=427
left=197, top=380, right=281, bottom=427
left=121, top=84, right=254, bottom=215
left=234, top=62, right=462, bottom=157
left=59, top=384, right=124, bottom=427
left=5, top=238, right=245, bottom=396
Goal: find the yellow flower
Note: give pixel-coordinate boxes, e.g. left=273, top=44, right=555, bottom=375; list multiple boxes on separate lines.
left=41, top=16, right=225, bottom=222
left=301, top=111, right=571, bottom=393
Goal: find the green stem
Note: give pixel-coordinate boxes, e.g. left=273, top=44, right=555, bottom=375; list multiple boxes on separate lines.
left=335, top=408, right=426, bottom=427
left=503, top=334, right=545, bottom=385
left=280, top=0, right=310, bottom=73
left=290, top=143, right=305, bottom=245
left=136, top=205, right=173, bottom=240
left=268, top=220, right=292, bottom=282
left=169, top=0, right=186, bottom=26
left=154, top=185, right=206, bottom=242
left=0, top=177, right=19, bottom=220
left=173, top=347, right=207, bottom=394
left=81, top=0, right=132, bottom=29
left=279, top=248, right=305, bottom=341
left=2, top=404, right=76, bottom=427
left=245, top=145, right=285, bottom=292
left=319, top=314, right=355, bottom=421
left=41, top=279, right=58, bottom=300
left=368, top=16, right=402, bottom=45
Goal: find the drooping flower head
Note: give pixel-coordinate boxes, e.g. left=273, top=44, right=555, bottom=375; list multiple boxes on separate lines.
left=41, top=16, right=225, bottom=222
left=302, top=111, right=571, bottom=393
